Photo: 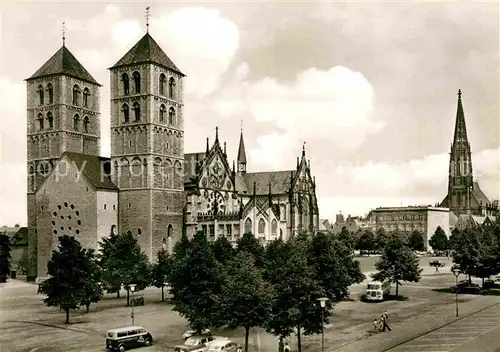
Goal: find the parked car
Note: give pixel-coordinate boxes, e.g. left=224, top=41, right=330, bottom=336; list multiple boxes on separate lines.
left=452, top=282, right=484, bottom=294
left=106, top=326, right=153, bottom=351
left=184, top=335, right=217, bottom=348
left=483, top=276, right=500, bottom=289
left=183, top=329, right=212, bottom=340
left=207, top=339, right=242, bottom=352
left=175, top=344, right=208, bottom=352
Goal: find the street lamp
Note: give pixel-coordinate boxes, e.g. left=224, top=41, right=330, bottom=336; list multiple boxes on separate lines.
left=317, top=297, right=329, bottom=352
left=452, top=268, right=460, bottom=317
left=129, top=284, right=137, bottom=325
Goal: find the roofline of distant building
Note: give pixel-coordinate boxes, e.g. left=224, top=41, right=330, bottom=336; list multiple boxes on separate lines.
left=371, top=206, right=450, bottom=213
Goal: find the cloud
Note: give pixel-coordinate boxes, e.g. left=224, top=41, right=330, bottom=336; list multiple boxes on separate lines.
left=213, top=65, right=383, bottom=169
left=316, top=147, right=500, bottom=219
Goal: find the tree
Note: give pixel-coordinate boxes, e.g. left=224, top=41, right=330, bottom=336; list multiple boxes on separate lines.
left=375, top=228, right=389, bottom=252
left=38, top=235, right=97, bottom=323
left=151, top=248, right=171, bottom=302
left=308, top=232, right=365, bottom=301
left=338, top=227, right=356, bottom=250
left=356, top=230, right=376, bottom=253
left=449, top=228, right=482, bottom=283
left=211, top=236, right=235, bottom=266
left=220, top=251, right=272, bottom=352
left=266, top=236, right=327, bottom=352
left=168, top=231, right=225, bottom=332
left=408, top=230, right=424, bottom=251
left=0, top=234, right=12, bottom=282
left=80, top=248, right=103, bottom=313
left=372, top=238, right=423, bottom=297
left=100, top=232, right=151, bottom=306
left=236, top=232, right=264, bottom=267
left=429, top=226, right=449, bottom=252
left=97, top=231, right=121, bottom=296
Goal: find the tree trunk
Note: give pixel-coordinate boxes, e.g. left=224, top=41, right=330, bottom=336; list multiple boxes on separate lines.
left=244, top=326, right=250, bottom=352
left=127, top=289, right=130, bottom=306
left=278, top=336, right=284, bottom=352
left=161, top=285, right=165, bottom=302
left=297, top=325, right=302, bottom=352
left=116, top=289, right=120, bottom=298
left=86, top=303, right=90, bottom=313
left=64, top=308, right=70, bottom=324
left=468, top=274, right=471, bottom=284
left=395, top=281, right=399, bottom=297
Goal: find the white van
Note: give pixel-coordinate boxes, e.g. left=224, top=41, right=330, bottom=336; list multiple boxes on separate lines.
left=366, top=281, right=391, bottom=301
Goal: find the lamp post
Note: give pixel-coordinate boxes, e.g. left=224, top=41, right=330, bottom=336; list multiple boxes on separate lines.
left=317, top=297, right=329, bottom=352
left=129, top=284, right=136, bottom=325
left=452, top=269, right=460, bottom=317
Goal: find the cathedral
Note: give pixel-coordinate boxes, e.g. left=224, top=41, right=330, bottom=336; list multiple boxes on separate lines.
left=439, top=90, right=498, bottom=217
left=25, top=30, right=320, bottom=282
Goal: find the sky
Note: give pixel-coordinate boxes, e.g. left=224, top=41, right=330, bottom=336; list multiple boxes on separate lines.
left=1, top=1, right=499, bottom=226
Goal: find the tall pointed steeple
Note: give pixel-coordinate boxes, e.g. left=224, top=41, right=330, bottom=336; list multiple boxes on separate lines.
left=453, top=89, right=469, bottom=145
left=237, top=123, right=247, bottom=174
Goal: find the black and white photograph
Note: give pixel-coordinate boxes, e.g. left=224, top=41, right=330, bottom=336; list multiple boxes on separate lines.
left=0, top=1, right=499, bottom=351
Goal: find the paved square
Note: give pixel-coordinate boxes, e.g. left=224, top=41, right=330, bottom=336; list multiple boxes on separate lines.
left=388, top=302, right=500, bottom=352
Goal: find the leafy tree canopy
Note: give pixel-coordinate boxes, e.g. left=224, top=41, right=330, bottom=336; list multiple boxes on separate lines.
left=408, top=230, right=425, bottom=251
left=211, top=236, right=235, bottom=265
left=372, top=239, right=422, bottom=297
left=429, top=226, right=449, bottom=252
left=38, top=235, right=97, bottom=323
left=151, top=248, right=172, bottom=301
left=236, top=232, right=264, bottom=267
left=0, top=234, right=12, bottom=280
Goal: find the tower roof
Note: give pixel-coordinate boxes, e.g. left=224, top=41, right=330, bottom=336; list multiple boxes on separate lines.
left=27, top=46, right=100, bottom=85
left=110, top=33, right=184, bottom=76
left=237, top=130, right=247, bottom=164
left=453, top=89, right=469, bottom=145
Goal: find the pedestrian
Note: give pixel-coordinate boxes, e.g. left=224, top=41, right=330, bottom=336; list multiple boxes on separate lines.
left=284, top=342, right=290, bottom=352
left=278, top=339, right=284, bottom=352
left=383, top=310, right=388, bottom=320
left=381, top=313, right=391, bottom=332
left=373, top=318, right=380, bottom=333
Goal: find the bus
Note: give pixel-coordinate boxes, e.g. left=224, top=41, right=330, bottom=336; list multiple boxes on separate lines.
left=365, top=281, right=391, bottom=301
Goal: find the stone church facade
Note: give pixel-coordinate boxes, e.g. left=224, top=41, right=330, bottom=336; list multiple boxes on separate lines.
left=25, top=32, right=320, bottom=282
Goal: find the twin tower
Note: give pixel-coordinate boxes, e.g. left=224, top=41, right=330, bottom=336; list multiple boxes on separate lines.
left=26, top=32, right=185, bottom=281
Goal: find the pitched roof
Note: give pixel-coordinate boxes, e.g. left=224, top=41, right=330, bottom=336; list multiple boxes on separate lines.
left=27, top=46, right=100, bottom=85
left=242, top=171, right=296, bottom=195
left=237, top=131, right=247, bottom=164
left=62, top=152, right=118, bottom=190
left=111, top=33, right=184, bottom=76
left=184, top=152, right=206, bottom=183
left=472, top=182, right=491, bottom=205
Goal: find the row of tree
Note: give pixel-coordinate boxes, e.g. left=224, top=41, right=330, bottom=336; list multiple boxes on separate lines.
left=448, top=221, right=500, bottom=283
left=0, top=233, right=12, bottom=282
left=353, top=227, right=425, bottom=253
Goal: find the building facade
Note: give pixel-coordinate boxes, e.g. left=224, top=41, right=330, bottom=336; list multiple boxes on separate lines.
left=367, top=206, right=450, bottom=251
left=439, top=90, right=499, bottom=217
left=26, top=31, right=320, bottom=282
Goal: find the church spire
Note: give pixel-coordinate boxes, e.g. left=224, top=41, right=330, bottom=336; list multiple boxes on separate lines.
left=62, top=21, right=66, bottom=47
left=453, top=89, right=469, bottom=145
left=146, top=7, right=150, bottom=33
left=237, top=121, right=247, bottom=174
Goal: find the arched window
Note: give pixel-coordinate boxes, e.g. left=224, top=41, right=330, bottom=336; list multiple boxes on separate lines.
left=83, top=116, right=90, bottom=133
left=168, top=107, right=175, bottom=124
left=37, top=113, right=44, bottom=130
left=46, top=112, right=53, bottom=130
left=258, top=219, right=266, bottom=235
left=167, top=224, right=173, bottom=238
left=122, top=73, right=130, bottom=95
left=159, top=74, right=166, bottom=95
left=37, top=85, right=44, bottom=105
left=72, top=85, right=80, bottom=106
left=271, top=219, right=278, bottom=235
left=244, top=218, right=252, bottom=234
left=168, top=77, right=175, bottom=99
left=111, top=225, right=116, bottom=235
left=73, top=114, right=80, bottom=131
left=83, top=88, right=90, bottom=108
left=122, top=104, right=129, bottom=123
left=47, top=83, right=53, bottom=104
left=133, top=71, right=141, bottom=94
left=133, top=102, right=141, bottom=121
left=159, top=104, right=166, bottom=122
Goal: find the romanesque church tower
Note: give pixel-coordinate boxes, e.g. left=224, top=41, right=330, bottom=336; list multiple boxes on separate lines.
left=109, top=31, right=185, bottom=258
left=25, top=39, right=101, bottom=279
